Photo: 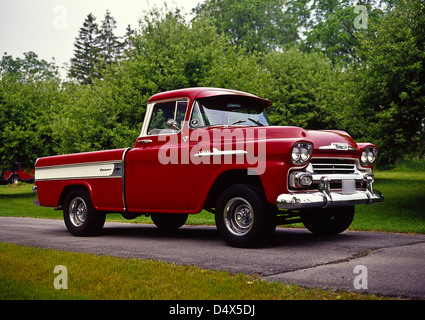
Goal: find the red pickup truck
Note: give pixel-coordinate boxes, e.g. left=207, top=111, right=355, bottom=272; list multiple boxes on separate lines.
left=33, top=87, right=383, bottom=247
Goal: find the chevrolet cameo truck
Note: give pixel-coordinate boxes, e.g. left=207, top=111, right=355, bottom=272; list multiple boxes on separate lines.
left=33, top=87, right=383, bottom=247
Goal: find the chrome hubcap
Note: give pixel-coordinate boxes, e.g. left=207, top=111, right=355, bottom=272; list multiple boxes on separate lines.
left=224, top=197, right=254, bottom=236
left=69, top=197, right=87, bottom=227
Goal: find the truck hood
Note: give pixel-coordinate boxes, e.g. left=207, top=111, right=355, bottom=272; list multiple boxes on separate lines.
left=250, top=126, right=358, bottom=151
left=204, top=125, right=358, bottom=152
left=305, top=129, right=358, bottom=152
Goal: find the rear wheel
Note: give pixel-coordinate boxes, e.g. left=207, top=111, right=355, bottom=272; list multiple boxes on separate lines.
left=63, top=188, right=105, bottom=236
left=215, top=184, right=275, bottom=247
left=300, top=206, right=355, bottom=235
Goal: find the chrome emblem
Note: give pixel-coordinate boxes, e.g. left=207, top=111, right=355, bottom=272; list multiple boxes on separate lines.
left=319, top=143, right=356, bottom=151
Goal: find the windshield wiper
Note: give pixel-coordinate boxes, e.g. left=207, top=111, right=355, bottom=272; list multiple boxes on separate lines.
left=248, top=117, right=265, bottom=126
left=229, top=120, right=246, bottom=125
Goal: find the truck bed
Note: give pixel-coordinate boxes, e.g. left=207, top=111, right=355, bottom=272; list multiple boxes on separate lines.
left=34, top=148, right=130, bottom=211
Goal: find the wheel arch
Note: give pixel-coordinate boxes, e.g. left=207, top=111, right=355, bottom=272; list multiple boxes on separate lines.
left=203, top=169, right=267, bottom=211
left=58, top=183, right=92, bottom=208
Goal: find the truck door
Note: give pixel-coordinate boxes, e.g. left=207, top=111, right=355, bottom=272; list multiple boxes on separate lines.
left=125, top=99, right=189, bottom=211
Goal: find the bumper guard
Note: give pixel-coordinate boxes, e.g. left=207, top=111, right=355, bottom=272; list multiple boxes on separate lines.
left=277, top=175, right=384, bottom=210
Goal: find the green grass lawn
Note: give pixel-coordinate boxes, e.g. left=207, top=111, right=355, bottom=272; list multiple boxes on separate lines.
left=351, top=170, right=425, bottom=233
left=0, top=242, right=386, bottom=300
left=1, top=165, right=423, bottom=300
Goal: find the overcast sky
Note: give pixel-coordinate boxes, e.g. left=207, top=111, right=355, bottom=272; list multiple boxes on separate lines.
left=0, top=0, right=204, bottom=72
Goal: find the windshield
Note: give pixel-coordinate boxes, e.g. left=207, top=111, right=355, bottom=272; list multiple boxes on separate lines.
left=189, top=96, right=271, bottom=128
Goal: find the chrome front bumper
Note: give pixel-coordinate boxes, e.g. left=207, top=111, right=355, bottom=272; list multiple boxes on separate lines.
left=277, top=175, right=384, bottom=210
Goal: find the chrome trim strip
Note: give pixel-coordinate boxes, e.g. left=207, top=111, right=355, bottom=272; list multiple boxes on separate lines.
left=319, top=143, right=357, bottom=151
left=32, top=186, right=40, bottom=206
left=194, top=148, right=247, bottom=157
left=121, top=147, right=131, bottom=212
left=35, top=176, right=122, bottom=182
left=311, top=163, right=355, bottom=170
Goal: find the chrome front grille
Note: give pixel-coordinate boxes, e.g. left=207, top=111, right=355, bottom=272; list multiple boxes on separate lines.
left=310, top=159, right=356, bottom=174
left=289, top=158, right=369, bottom=191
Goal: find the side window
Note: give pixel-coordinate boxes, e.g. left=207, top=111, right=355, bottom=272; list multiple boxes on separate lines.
left=147, top=100, right=188, bottom=135
left=175, top=101, right=187, bottom=124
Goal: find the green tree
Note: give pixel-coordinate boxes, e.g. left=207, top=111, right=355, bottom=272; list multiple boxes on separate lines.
left=263, top=49, right=341, bottom=129
left=301, top=0, right=395, bottom=66
left=98, top=10, right=123, bottom=67
left=0, top=51, right=58, bottom=82
left=193, top=0, right=302, bottom=52
left=122, top=24, right=136, bottom=56
left=50, top=81, right=141, bottom=155
left=343, top=0, right=425, bottom=167
left=68, top=13, right=101, bottom=84
left=130, top=7, right=243, bottom=90
left=0, top=52, right=61, bottom=166
left=0, top=76, right=61, bottom=167
left=200, top=50, right=273, bottom=98
left=130, top=6, right=274, bottom=95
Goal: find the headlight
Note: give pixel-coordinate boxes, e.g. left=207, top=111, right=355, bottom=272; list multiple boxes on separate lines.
left=361, top=147, right=378, bottom=166
left=291, top=147, right=300, bottom=163
left=291, top=142, right=313, bottom=165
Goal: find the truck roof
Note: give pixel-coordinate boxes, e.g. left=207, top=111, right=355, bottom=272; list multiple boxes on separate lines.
left=147, top=87, right=272, bottom=107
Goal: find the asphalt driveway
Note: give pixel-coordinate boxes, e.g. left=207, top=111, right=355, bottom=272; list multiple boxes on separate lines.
left=1, top=216, right=424, bottom=298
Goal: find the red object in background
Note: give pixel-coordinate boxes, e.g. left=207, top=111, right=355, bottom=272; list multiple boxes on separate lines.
left=0, top=162, right=34, bottom=184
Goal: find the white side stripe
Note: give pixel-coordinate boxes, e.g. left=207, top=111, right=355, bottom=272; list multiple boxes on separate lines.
left=35, top=161, right=123, bottom=181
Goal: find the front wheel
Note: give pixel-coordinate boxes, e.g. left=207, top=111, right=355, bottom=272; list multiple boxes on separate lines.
left=63, top=188, right=106, bottom=236
left=300, top=206, right=355, bottom=235
left=215, top=184, right=275, bottom=247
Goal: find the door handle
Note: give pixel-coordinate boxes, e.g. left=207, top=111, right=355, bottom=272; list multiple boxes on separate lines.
left=137, top=138, right=152, bottom=145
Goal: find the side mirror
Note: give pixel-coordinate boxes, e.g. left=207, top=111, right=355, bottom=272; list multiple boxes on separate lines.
left=167, top=119, right=179, bottom=130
